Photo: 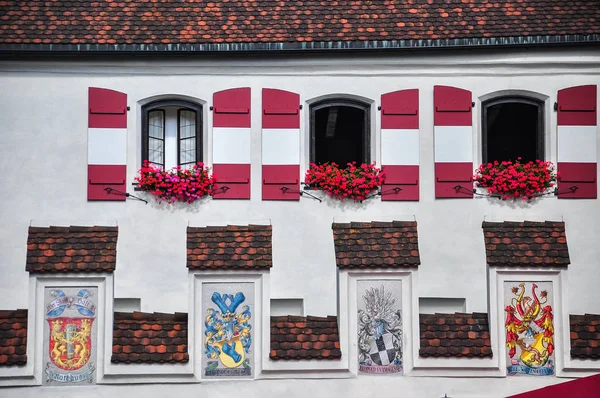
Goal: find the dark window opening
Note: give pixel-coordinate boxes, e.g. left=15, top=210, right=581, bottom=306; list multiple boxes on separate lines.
left=310, top=100, right=370, bottom=166
left=142, top=100, right=202, bottom=170
left=482, top=97, right=544, bottom=164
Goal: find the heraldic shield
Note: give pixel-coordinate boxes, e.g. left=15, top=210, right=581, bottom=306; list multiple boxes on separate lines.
left=204, top=291, right=252, bottom=376
left=505, top=282, right=555, bottom=376
left=48, top=317, right=94, bottom=371
left=44, top=287, right=97, bottom=385
left=358, top=282, right=403, bottom=374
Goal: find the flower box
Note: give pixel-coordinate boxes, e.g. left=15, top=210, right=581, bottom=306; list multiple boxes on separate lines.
left=134, top=161, right=216, bottom=204
left=474, top=159, right=557, bottom=200
left=304, top=162, right=385, bottom=202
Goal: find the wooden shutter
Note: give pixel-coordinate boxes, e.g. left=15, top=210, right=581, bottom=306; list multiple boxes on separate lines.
left=434, top=85, right=473, bottom=198
left=380, top=89, right=419, bottom=201
left=262, top=89, right=301, bottom=200
left=88, top=87, right=127, bottom=201
left=557, top=85, right=597, bottom=199
left=212, top=88, right=252, bottom=199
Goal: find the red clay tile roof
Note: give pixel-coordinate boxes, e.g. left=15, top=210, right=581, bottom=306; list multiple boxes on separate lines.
left=482, top=221, right=570, bottom=267
left=270, top=315, right=341, bottom=360
left=570, top=314, right=600, bottom=360
left=332, top=221, right=420, bottom=268
left=187, top=225, right=272, bottom=270
left=420, top=313, right=493, bottom=358
left=0, top=309, right=28, bottom=367
left=0, top=1, right=598, bottom=47
left=26, top=226, right=118, bottom=273
left=111, top=312, right=189, bottom=364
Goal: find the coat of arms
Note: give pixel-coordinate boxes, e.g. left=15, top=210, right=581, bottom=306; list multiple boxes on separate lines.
left=358, top=285, right=403, bottom=374
left=204, top=292, right=252, bottom=376
left=48, top=317, right=93, bottom=370
left=44, top=288, right=97, bottom=384
left=505, top=283, right=555, bottom=376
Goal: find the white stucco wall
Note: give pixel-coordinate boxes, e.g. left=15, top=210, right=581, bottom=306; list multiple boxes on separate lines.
left=1, top=45, right=600, bottom=397
left=0, top=47, right=598, bottom=319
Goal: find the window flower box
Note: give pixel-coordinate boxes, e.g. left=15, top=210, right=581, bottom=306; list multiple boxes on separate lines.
left=474, top=159, right=558, bottom=200
left=304, top=162, right=385, bottom=202
left=134, top=161, right=216, bottom=204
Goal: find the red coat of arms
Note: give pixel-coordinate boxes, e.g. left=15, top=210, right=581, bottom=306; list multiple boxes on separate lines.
left=48, top=318, right=94, bottom=371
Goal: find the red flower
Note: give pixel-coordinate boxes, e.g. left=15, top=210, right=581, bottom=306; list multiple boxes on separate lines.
left=474, top=159, right=557, bottom=201
left=304, top=162, right=385, bottom=202
left=134, top=163, right=216, bottom=204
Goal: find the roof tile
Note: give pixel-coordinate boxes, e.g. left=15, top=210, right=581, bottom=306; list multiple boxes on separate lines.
left=187, top=225, right=272, bottom=270
left=332, top=221, right=420, bottom=269
left=1, top=1, right=598, bottom=46
left=570, top=314, right=600, bottom=360
left=270, top=315, right=341, bottom=360
left=0, top=309, right=28, bottom=366
left=419, top=313, right=493, bottom=358
left=482, top=221, right=570, bottom=267
left=26, top=226, right=118, bottom=273
left=111, top=312, right=189, bottom=364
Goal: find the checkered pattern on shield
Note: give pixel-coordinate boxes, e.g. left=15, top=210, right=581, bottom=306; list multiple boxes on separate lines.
left=369, top=333, right=396, bottom=366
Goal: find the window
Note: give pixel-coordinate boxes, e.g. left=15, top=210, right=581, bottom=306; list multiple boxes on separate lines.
left=141, top=100, right=202, bottom=169
left=310, top=99, right=370, bottom=165
left=482, top=97, right=544, bottom=163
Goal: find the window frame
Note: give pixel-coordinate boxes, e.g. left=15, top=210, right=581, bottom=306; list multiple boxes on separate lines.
left=481, top=96, right=545, bottom=164
left=141, top=100, right=202, bottom=169
left=309, top=99, right=371, bottom=165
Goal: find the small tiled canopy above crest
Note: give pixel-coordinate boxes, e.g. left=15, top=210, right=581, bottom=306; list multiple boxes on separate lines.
left=270, top=315, right=341, bottom=360
left=332, top=221, right=420, bottom=269
left=112, top=312, right=189, bottom=364
left=420, top=313, right=493, bottom=358
left=26, top=226, right=118, bottom=273
left=187, top=225, right=272, bottom=270
left=570, top=314, right=600, bottom=359
left=0, top=309, right=28, bottom=367
left=482, top=221, right=570, bottom=267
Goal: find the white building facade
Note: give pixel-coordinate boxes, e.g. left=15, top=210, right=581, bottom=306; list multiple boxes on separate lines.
left=0, top=2, right=599, bottom=397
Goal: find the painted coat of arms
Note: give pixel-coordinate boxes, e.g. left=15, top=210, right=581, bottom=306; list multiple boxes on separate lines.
left=505, top=282, right=555, bottom=376
left=358, top=284, right=403, bottom=374
left=204, top=291, right=252, bottom=377
left=44, top=288, right=97, bottom=384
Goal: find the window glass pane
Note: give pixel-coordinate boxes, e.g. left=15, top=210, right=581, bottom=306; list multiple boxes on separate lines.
left=179, top=110, right=196, bottom=139
left=149, top=137, right=164, bottom=166
left=180, top=137, right=196, bottom=164
left=149, top=111, right=164, bottom=139
left=313, top=105, right=367, bottom=166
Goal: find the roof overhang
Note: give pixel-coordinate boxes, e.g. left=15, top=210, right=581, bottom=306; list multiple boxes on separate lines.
left=1, top=34, right=599, bottom=55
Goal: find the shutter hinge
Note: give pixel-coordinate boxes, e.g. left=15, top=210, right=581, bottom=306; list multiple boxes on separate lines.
left=377, top=105, right=381, bottom=111
left=471, top=102, right=475, bottom=108
left=299, top=104, right=303, bottom=110
left=554, top=102, right=558, bottom=111
left=127, top=106, right=130, bottom=111
left=210, top=106, right=213, bottom=111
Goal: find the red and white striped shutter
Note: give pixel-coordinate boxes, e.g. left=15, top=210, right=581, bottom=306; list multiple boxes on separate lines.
left=262, top=89, right=300, bottom=201
left=88, top=87, right=127, bottom=201
left=381, top=89, right=419, bottom=201
left=557, top=85, right=597, bottom=199
left=212, top=88, right=251, bottom=200
left=434, top=85, right=473, bottom=198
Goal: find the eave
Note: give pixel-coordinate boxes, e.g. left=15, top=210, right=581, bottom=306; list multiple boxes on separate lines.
left=1, top=34, right=599, bottom=55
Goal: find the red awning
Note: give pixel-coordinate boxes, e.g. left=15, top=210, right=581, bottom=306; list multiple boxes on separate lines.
left=506, top=373, right=600, bottom=398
